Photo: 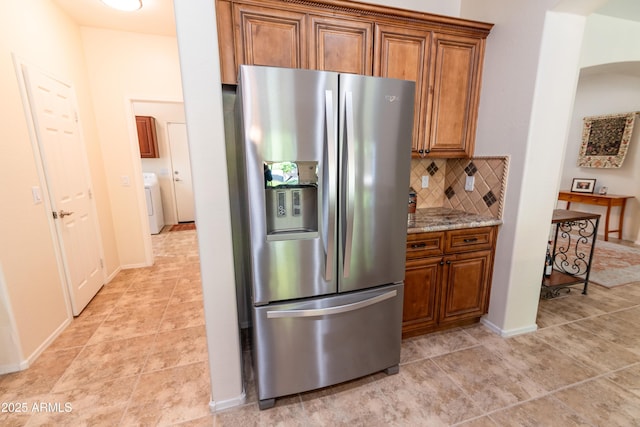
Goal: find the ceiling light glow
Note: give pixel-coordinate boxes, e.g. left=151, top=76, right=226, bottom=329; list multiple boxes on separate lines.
left=101, top=0, right=142, bottom=12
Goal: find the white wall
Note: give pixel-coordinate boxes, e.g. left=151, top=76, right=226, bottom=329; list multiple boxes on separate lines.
left=461, top=0, right=595, bottom=335
left=0, top=0, right=117, bottom=369
left=134, top=101, right=186, bottom=227
left=0, top=266, right=21, bottom=370
left=559, top=69, right=640, bottom=241
left=581, top=14, right=640, bottom=67
left=559, top=14, right=640, bottom=243
left=80, top=27, right=184, bottom=268
left=174, top=0, right=244, bottom=411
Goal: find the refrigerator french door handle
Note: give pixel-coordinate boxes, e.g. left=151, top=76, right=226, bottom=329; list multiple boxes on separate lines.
left=325, top=90, right=336, bottom=282
left=343, top=91, right=356, bottom=278
left=266, top=290, right=397, bottom=318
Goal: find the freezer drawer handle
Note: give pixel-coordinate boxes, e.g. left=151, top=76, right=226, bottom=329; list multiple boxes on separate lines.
left=266, top=290, right=397, bottom=319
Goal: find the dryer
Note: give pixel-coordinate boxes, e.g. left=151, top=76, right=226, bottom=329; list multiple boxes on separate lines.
left=143, top=173, right=164, bottom=234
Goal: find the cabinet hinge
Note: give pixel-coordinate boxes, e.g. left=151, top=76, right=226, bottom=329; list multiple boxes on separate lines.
left=88, top=188, right=93, bottom=199
left=100, top=258, right=104, bottom=269
left=52, top=211, right=58, bottom=219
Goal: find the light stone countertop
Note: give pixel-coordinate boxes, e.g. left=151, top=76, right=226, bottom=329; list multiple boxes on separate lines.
left=407, top=207, right=503, bottom=234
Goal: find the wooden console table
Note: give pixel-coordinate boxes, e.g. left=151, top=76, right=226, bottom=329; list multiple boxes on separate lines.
left=558, top=191, right=633, bottom=241
left=541, top=209, right=600, bottom=299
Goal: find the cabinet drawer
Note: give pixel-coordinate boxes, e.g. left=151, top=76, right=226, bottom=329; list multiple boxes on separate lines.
left=445, top=227, right=494, bottom=253
left=562, top=193, right=609, bottom=206
left=406, top=232, right=444, bottom=260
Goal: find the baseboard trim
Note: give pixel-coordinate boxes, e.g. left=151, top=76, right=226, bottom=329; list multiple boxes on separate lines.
left=105, top=266, right=122, bottom=284
left=209, top=389, right=246, bottom=412
left=480, top=317, right=538, bottom=337
left=0, top=316, right=72, bottom=374
left=121, top=262, right=150, bottom=270
left=0, top=359, right=28, bottom=375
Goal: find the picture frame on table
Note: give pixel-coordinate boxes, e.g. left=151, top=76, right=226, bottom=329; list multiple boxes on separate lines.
left=571, top=178, right=597, bottom=194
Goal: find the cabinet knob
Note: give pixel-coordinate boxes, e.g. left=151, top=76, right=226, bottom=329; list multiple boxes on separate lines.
left=446, top=260, right=451, bottom=265
left=440, top=260, right=444, bottom=265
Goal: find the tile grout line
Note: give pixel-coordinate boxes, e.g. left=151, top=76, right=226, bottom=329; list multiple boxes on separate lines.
left=453, top=360, right=640, bottom=427
left=117, top=274, right=181, bottom=426
left=447, top=297, right=640, bottom=425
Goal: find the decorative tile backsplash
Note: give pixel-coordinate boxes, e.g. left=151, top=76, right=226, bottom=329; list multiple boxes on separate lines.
left=410, top=159, right=447, bottom=209
left=409, top=156, right=509, bottom=219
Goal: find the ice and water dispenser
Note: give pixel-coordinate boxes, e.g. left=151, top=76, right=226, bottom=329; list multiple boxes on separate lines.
left=264, top=161, right=318, bottom=239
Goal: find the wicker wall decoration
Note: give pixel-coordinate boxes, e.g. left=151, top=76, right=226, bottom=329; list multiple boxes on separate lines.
left=578, top=112, right=637, bottom=168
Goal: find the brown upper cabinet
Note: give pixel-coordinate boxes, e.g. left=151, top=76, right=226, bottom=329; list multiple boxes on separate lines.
left=374, top=23, right=430, bottom=158
left=231, top=3, right=307, bottom=69
left=309, top=15, right=373, bottom=75
left=136, top=115, right=159, bottom=158
left=216, top=0, right=492, bottom=158
left=427, top=34, right=483, bottom=158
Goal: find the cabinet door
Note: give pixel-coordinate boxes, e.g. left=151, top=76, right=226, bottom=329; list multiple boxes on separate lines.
left=402, top=256, right=441, bottom=336
left=233, top=4, right=307, bottom=70
left=428, top=33, right=483, bottom=157
left=439, top=250, right=491, bottom=323
left=374, top=24, right=431, bottom=156
left=136, top=116, right=159, bottom=158
left=216, top=0, right=237, bottom=84
left=309, top=15, right=373, bottom=75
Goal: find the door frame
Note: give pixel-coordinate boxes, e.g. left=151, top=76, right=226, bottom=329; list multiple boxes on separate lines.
left=13, top=56, right=107, bottom=317
left=126, top=98, right=187, bottom=263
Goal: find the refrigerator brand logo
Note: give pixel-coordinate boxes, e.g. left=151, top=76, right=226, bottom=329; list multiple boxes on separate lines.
left=385, top=95, right=400, bottom=103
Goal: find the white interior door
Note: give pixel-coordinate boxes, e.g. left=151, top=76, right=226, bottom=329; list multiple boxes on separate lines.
left=168, top=122, right=195, bottom=222
left=22, top=65, right=104, bottom=316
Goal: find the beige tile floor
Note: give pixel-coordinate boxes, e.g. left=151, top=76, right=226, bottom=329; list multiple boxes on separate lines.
left=1, top=229, right=639, bottom=426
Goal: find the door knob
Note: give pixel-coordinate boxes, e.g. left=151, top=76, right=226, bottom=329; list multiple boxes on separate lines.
left=59, top=210, right=74, bottom=218
left=175, top=178, right=183, bottom=182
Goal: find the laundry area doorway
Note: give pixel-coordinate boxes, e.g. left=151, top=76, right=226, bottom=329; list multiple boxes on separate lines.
left=132, top=101, right=194, bottom=234
left=167, top=122, right=195, bottom=223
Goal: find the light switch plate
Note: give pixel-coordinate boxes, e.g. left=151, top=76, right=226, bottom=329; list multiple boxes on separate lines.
left=465, top=175, right=475, bottom=192
left=31, top=186, right=43, bottom=204
left=421, top=175, right=429, bottom=188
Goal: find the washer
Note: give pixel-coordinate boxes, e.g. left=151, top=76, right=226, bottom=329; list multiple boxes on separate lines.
left=143, top=172, right=165, bottom=234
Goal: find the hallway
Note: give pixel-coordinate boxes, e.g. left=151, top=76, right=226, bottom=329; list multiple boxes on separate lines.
left=0, top=229, right=208, bottom=425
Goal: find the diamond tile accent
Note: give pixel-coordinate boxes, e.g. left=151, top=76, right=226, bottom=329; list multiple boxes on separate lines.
left=464, top=162, right=478, bottom=176
left=409, top=156, right=508, bottom=218
left=483, top=191, right=497, bottom=208
left=410, top=158, right=446, bottom=209
left=445, top=186, right=455, bottom=199
left=442, top=156, right=508, bottom=219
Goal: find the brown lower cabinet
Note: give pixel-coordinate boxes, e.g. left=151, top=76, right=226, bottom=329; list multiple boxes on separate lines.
left=402, top=226, right=497, bottom=338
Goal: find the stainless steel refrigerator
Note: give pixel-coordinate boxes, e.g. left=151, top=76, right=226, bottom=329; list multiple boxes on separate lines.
left=231, top=65, right=414, bottom=409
